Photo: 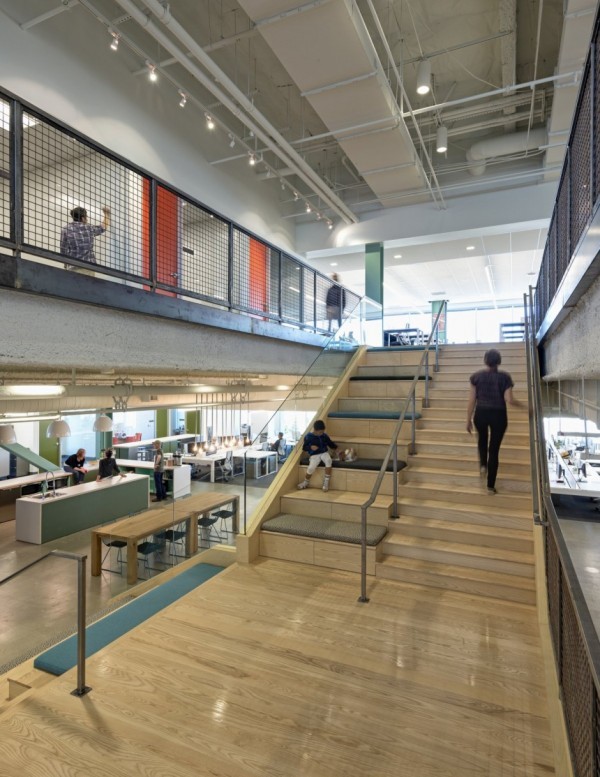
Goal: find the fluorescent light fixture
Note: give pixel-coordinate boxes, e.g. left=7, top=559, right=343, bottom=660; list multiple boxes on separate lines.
left=330, top=262, right=338, bottom=267
left=276, top=385, right=291, bottom=391
left=288, top=286, right=300, bottom=293
left=466, top=245, right=475, bottom=251
left=0, top=385, right=65, bottom=397
left=436, top=125, right=448, bottom=153
left=416, top=59, right=431, bottom=95
left=393, top=254, right=402, bottom=259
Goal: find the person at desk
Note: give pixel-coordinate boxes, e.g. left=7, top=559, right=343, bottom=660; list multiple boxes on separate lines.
left=466, top=349, right=525, bottom=495
left=270, top=432, right=287, bottom=461
left=96, top=449, right=123, bottom=481
left=152, top=439, right=168, bottom=502
left=63, top=448, right=88, bottom=485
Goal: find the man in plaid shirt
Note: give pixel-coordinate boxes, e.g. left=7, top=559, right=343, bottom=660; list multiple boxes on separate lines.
left=60, top=205, right=110, bottom=264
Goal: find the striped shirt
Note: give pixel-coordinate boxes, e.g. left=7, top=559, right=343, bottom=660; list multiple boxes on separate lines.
left=470, top=369, right=514, bottom=409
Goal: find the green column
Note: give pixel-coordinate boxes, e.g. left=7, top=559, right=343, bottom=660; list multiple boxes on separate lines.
left=39, top=421, right=60, bottom=466
left=156, top=409, right=168, bottom=438
left=365, top=242, right=384, bottom=304
left=185, top=410, right=201, bottom=435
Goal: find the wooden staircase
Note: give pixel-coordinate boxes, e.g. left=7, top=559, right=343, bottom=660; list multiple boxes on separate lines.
left=376, top=342, right=535, bottom=605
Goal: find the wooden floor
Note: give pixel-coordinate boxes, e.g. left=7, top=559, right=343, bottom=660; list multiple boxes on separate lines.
left=0, top=559, right=555, bottom=776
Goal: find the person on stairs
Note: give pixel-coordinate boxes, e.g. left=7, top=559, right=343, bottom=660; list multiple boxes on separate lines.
left=298, top=419, right=338, bottom=492
left=466, top=348, right=525, bottom=495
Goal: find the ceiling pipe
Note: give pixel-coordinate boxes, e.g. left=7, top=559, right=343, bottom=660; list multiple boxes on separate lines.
left=116, top=0, right=357, bottom=224
left=466, top=127, right=548, bottom=175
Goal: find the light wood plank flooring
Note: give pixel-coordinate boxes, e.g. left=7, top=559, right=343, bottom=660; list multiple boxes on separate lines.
left=0, top=559, right=555, bottom=776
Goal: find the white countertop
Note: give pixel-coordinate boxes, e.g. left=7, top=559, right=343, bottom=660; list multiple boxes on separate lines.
left=16, top=473, right=148, bottom=504
left=114, top=458, right=190, bottom=471
left=112, top=434, right=195, bottom=450
left=0, top=470, right=66, bottom=492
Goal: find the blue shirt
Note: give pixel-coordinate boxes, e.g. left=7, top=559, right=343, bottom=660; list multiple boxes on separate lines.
left=302, top=432, right=337, bottom=455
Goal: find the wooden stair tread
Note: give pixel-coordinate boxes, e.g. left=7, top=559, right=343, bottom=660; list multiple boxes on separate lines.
left=378, top=556, right=535, bottom=589
left=399, top=481, right=532, bottom=503
left=416, top=440, right=530, bottom=453
left=392, top=516, right=532, bottom=540
left=398, top=495, right=531, bottom=520
left=404, top=466, right=531, bottom=483
left=383, top=533, right=534, bottom=563
left=284, top=489, right=393, bottom=508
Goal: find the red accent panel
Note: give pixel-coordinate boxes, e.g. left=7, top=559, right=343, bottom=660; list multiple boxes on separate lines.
left=141, top=179, right=151, bottom=289
left=156, top=187, right=178, bottom=298
left=249, top=238, right=267, bottom=315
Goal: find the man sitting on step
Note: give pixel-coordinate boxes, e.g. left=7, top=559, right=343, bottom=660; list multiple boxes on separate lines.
left=298, top=419, right=338, bottom=492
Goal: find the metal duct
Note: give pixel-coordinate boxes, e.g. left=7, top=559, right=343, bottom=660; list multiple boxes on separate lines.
left=466, top=128, right=548, bottom=176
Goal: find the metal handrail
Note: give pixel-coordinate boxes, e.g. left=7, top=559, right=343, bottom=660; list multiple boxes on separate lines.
left=358, top=301, right=447, bottom=601
left=0, top=550, right=91, bottom=697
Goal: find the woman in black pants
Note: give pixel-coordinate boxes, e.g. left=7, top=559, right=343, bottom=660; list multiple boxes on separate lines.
left=466, top=349, right=524, bottom=494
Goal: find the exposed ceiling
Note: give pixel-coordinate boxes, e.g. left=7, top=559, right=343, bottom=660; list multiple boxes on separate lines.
left=0, top=0, right=596, bottom=408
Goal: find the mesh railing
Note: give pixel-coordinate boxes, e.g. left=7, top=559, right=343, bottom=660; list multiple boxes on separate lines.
left=0, top=89, right=359, bottom=334
left=535, top=9, right=600, bottom=333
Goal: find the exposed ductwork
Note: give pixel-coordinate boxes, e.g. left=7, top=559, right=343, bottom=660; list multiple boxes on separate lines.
left=466, top=128, right=548, bottom=176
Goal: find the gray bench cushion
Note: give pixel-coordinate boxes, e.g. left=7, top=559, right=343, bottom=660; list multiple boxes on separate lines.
left=262, top=514, right=387, bottom=545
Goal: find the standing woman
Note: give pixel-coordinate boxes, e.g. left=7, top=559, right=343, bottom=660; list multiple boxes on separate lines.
left=466, top=349, right=524, bottom=494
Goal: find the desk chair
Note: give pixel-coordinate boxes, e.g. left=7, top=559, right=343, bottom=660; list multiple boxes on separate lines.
left=197, top=514, right=222, bottom=548
left=101, top=538, right=127, bottom=574
left=214, top=451, right=233, bottom=482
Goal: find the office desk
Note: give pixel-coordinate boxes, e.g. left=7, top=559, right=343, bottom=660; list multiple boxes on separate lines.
left=91, top=491, right=239, bottom=584
left=182, top=450, right=247, bottom=482
left=548, top=442, right=600, bottom=499
left=243, top=450, right=278, bottom=479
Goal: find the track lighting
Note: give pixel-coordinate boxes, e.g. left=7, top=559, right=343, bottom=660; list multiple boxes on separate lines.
left=305, top=202, right=311, bottom=213
left=436, top=124, right=448, bottom=153
left=248, top=153, right=256, bottom=166
left=293, top=191, right=299, bottom=201
left=281, top=180, right=285, bottom=191
left=205, top=113, right=215, bottom=130
left=316, top=213, right=322, bottom=220
left=416, top=59, right=431, bottom=95
left=327, top=221, right=333, bottom=230
left=146, top=61, right=157, bottom=82
left=178, top=91, right=187, bottom=108
left=228, top=134, right=235, bottom=148
left=110, top=33, right=119, bottom=51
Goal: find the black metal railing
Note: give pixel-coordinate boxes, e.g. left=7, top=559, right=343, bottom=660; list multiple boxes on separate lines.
left=534, top=9, right=600, bottom=333
left=525, top=287, right=600, bottom=777
left=0, top=88, right=359, bottom=333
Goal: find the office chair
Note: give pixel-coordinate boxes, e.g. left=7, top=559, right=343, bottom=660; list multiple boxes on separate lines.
left=211, top=508, right=236, bottom=541
left=157, top=522, right=187, bottom=562
left=215, top=450, right=233, bottom=482
left=137, top=536, right=166, bottom=578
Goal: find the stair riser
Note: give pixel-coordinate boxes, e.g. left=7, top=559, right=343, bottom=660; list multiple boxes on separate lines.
left=417, top=430, right=529, bottom=446
left=356, top=366, right=431, bottom=379
left=383, top=544, right=534, bottom=577
left=415, top=442, right=530, bottom=461
left=432, top=372, right=527, bottom=384
left=399, top=484, right=532, bottom=509
left=387, top=524, right=533, bottom=553
left=298, top=465, right=403, bottom=495
left=281, top=495, right=390, bottom=525
left=436, top=363, right=526, bottom=374
left=428, top=390, right=529, bottom=404
left=398, top=500, right=532, bottom=530
left=403, top=470, right=532, bottom=493
left=366, top=353, right=427, bottom=368
left=427, top=398, right=529, bottom=414
left=335, top=441, right=411, bottom=459
left=348, top=382, right=426, bottom=398
left=407, top=455, right=528, bottom=476
left=338, top=397, right=423, bottom=413
left=376, top=565, right=536, bottom=605
left=418, top=418, right=530, bottom=433
left=326, top=418, right=417, bottom=440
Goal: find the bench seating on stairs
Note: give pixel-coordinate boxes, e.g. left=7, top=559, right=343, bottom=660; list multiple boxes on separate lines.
left=261, top=514, right=387, bottom=574
left=300, top=456, right=407, bottom=472
left=328, top=411, right=421, bottom=421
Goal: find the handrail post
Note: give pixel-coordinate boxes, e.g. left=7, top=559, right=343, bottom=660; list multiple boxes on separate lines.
left=424, top=350, right=430, bottom=408
left=392, top=442, right=399, bottom=519
left=50, top=550, right=91, bottom=697
left=410, top=391, right=416, bottom=455
left=358, top=505, right=369, bottom=602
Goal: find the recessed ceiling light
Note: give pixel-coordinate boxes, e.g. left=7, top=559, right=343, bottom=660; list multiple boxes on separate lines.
left=393, top=254, right=402, bottom=259
left=330, top=262, right=338, bottom=266
left=466, top=245, right=475, bottom=251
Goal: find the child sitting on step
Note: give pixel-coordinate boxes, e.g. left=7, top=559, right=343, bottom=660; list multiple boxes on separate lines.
left=298, top=419, right=338, bottom=492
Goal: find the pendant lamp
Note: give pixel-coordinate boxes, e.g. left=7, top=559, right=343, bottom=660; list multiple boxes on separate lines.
left=0, top=424, right=17, bottom=444
left=47, top=419, right=71, bottom=438
left=93, top=413, right=113, bottom=432
left=416, top=59, right=431, bottom=95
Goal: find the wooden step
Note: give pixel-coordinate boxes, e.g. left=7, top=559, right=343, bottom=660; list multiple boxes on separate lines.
left=334, top=436, right=410, bottom=460
left=325, top=417, right=417, bottom=441
left=381, top=534, right=534, bottom=577
left=403, top=465, right=531, bottom=493
left=354, top=366, right=430, bottom=379
left=416, top=428, right=530, bottom=446
left=436, top=361, right=527, bottom=373
left=298, top=464, right=404, bottom=495
left=427, top=387, right=529, bottom=402
left=418, top=416, right=530, bottom=433
left=397, top=495, right=532, bottom=529
left=432, top=371, right=527, bottom=384
left=376, top=556, right=536, bottom=605
left=338, top=397, right=423, bottom=413
left=399, top=481, right=532, bottom=510
left=387, top=516, right=533, bottom=553
left=415, top=439, right=531, bottom=462
left=426, top=396, right=530, bottom=412
left=365, top=351, right=426, bottom=367
left=438, top=343, right=526, bottom=356
left=407, top=453, right=527, bottom=476
left=281, top=489, right=391, bottom=525
left=348, top=380, right=427, bottom=398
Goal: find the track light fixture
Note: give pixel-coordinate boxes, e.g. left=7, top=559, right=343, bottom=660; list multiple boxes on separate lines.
left=110, top=32, right=119, bottom=51
left=178, top=91, right=187, bottom=108
left=327, top=221, right=333, bottom=230
left=248, top=153, right=256, bottom=166
left=281, top=180, right=285, bottom=191
left=305, top=202, right=311, bottom=213
left=416, top=59, right=431, bottom=95
left=436, top=124, right=448, bottom=153
left=205, top=113, right=215, bottom=130
left=228, top=133, right=235, bottom=148
left=146, top=61, right=157, bottom=82
left=293, top=191, right=299, bottom=201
